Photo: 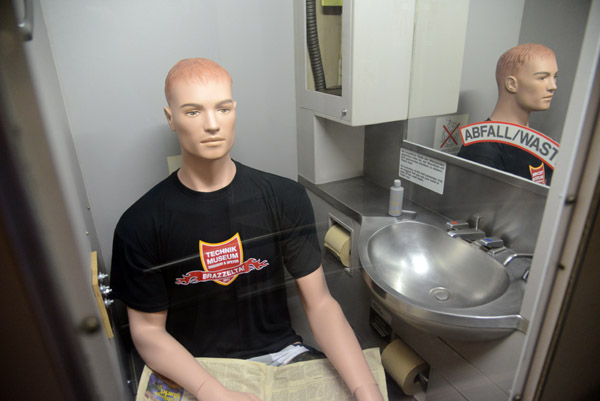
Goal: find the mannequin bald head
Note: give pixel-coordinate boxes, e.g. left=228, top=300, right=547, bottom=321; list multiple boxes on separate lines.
left=491, top=43, right=558, bottom=125
left=165, top=58, right=232, bottom=106
left=495, top=44, right=556, bottom=94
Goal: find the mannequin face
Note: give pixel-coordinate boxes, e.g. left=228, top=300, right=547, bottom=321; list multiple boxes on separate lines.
left=508, top=56, right=558, bottom=112
left=164, top=78, right=236, bottom=162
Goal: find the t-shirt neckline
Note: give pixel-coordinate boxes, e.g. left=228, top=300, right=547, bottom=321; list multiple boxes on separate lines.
left=170, top=160, right=242, bottom=199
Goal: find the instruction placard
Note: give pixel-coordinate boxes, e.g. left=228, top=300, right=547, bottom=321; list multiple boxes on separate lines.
left=399, top=148, right=446, bottom=194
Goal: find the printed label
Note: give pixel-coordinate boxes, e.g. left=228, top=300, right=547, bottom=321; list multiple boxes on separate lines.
left=399, top=148, right=446, bottom=195
left=459, top=121, right=559, bottom=169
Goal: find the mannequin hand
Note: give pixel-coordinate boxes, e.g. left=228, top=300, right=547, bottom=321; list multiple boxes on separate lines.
left=353, top=382, right=385, bottom=401
left=195, top=378, right=263, bottom=401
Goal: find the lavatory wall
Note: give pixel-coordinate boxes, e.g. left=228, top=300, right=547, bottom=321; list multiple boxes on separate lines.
left=520, top=0, right=592, bottom=140
left=39, top=0, right=299, bottom=267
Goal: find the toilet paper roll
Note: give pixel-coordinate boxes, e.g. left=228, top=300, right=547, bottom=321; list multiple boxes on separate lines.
left=324, top=224, right=351, bottom=267
left=382, top=339, right=428, bottom=395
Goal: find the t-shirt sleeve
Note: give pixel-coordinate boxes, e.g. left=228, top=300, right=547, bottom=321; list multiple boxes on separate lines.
left=110, top=219, right=169, bottom=312
left=277, top=183, right=322, bottom=278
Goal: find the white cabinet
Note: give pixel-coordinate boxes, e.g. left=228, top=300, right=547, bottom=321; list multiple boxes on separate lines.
left=409, top=0, right=470, bottom=119
left=293, top=0, right=469, bottom=127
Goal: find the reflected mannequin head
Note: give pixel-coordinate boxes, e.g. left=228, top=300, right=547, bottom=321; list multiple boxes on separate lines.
left=163, top=58, right=237, bottom=165
left=492, top=44, right=558, bottom=125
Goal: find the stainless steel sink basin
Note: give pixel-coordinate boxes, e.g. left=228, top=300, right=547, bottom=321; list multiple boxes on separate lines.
left=359, top=216, right=529, bottom=340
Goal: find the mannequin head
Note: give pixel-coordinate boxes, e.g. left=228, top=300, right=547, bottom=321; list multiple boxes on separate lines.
left=163, top=58, right=237, bottom=164
left=493, top=44, right=558, bottom=122
left=164, top=58, right=232, bottom=107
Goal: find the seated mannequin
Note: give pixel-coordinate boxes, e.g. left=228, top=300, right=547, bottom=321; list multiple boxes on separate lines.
left=110, top=58, right=384, bottom=401
left=457, top=43, right=559, bottom=185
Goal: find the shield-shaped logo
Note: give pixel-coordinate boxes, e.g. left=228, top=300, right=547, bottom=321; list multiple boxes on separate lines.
left=529, top=162, right=546, bottom=185
left=199, top=233, right=244, bottom=286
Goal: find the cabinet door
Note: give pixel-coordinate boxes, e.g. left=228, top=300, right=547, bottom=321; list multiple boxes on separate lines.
left=408, top=0, right=469, bottom=119
left=295, top=0, right=415, bottom=126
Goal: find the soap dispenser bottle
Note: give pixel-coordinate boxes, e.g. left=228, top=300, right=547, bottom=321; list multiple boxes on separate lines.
left=388, top=179, right=404, bottom=216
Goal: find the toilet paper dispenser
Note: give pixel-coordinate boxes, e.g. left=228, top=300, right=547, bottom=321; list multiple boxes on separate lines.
left=382, top=339, right=430, bottom=395
left=323, top=214, right=356, bottom=271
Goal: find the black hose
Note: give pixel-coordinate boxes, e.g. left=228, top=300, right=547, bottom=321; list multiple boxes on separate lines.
left=306, top=0, right=327, bottom=92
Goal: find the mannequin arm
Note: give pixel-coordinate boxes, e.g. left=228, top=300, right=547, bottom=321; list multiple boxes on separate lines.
left=295, top=267, right=385, bottom=401
left=127, top=307, right=261, bottom=401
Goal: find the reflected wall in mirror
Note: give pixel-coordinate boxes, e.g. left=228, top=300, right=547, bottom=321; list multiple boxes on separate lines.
left=406, top=0, right=592, bottom=183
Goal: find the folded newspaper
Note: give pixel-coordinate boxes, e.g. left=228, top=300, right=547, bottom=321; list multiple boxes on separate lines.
left=136, top=347, right=388, bottom=401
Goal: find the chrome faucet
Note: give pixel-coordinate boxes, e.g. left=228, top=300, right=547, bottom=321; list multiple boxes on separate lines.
left=503, top=253, right=534, bottom=281
left=446, top=215, right=486, bottom=241
left=503, top=253, right=533, bottom=266
left=447, top=228, right=486, bottom=241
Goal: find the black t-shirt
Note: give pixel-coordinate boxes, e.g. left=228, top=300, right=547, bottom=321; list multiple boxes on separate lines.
left=110, top=161, right=322, bottom=358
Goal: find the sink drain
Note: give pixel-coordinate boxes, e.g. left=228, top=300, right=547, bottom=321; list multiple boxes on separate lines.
left=430, top=287, right=452, bottom=302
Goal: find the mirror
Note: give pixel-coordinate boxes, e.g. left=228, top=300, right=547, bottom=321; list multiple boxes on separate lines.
left=405, top=0, right=592, bottom=183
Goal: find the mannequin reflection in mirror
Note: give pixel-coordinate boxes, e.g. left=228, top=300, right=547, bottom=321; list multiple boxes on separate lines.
left=109, top=58, right=384, bottom=401
left=457, top=43, right=559, bottom=185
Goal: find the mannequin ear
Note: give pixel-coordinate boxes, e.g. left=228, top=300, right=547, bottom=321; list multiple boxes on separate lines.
left=164, top=107, right=176, bottom=131
left=506, top=76, right=518, bottom=94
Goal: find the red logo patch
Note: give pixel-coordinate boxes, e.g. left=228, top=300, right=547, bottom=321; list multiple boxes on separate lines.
left=529, top=162, right=546, bottom=185
left=200, top=234, right=243, bottom=285
left=174, top=233, right=269, bottom=286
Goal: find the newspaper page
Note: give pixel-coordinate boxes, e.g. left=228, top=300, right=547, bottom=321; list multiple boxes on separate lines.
left=136, top=359, right=267, bottom=401
left=136, top=348, right=388, bottom=401
left=268, top=348, right=388, bottom=401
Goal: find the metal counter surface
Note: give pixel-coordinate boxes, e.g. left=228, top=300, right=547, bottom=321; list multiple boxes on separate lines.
left=299, top=175, right=451, bottom=225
